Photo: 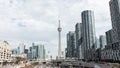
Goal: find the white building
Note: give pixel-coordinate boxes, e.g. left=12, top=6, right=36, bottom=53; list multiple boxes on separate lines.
left=0, top=41, right=12, bottom=62
left=19, top=43, right=25, bottom=54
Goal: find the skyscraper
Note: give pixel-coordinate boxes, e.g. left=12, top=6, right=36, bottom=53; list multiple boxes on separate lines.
left=12, top=49, right=18, bottom=55
left=109, top=0, right=120, bottom=43
left=96, top=38, right=100, bottom=49
left=31, top=43, right=38, bottom=59
left=32, top=48, right=37, bottom=59
left=57, top=20, right=62, bottom=59
left=100, top=0, right=120, bottom=61
left=75, top=23, right=83, bottom=59
left=99, top=35, right=107, bottom=49
left=66, top=31, right=76, bottom=58
left=38, top=44, right=45, bottom=61
left=105, top=29, right=114, bottom=49
left=25, top=49, right=28, bottom=56
left=19, top=43, right=25, bottom=54
left=81, top=10, right=96, bottom=60
left=17, top=46, right=20, bottom=54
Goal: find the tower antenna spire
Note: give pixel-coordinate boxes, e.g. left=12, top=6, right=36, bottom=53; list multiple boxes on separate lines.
left=59, top=20, right=61, bottom=27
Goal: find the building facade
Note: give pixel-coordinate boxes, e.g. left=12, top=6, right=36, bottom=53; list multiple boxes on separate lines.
left=66, top=31, right=76, bottom=58
left=81, top=10, right=96, bottom=60
left=101, top=29, right=120, bottom=61
left=31, top=43, right=38, bottom=60
left=109, top=0, right=120, bottom=43
left=96, top=38, right=100, bottom=49
left=95, top=35, right=107, bottom=61
left=99, top=35, right=107, bottom=49
left=12, top=49, right=18, bottom=55
left=106, top=29, right=114, bottom=47
left=37, top=44, right=45, bottom=61
left=101, top=0, right=120, bottom=61
left=24, top=49, right=28, bottom=54
left=0, top=41, right=12, bottom=63
left=28, top=43, right=45, bottom=61
left=75, top=23, right=83, bottom=59
left=19, top=43, right=25, bottom=54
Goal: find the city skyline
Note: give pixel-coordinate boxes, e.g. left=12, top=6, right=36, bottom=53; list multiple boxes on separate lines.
left=0, top=0, right=111, bottom=58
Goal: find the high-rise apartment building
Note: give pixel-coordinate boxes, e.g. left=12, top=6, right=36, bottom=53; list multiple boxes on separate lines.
left=109, top=0, right=120, bottom=43
left=17, top=47, right=20, bottom=54
left=75, top=23, right=83, bottom=59
left=28, top=47, right=32, bottom=60
left=101, top=0, right=120, bottom=61
left=31, top=43, right=38, bottom=60
left=96, top=38, right=100, bottom=49
left=81, top=10, right=96, bottom=60
left=101, top=30, right=113, bottom=61
left=106, top=29, right=114, bottom=48
left=38, top=44, right=45, bottom=61
left=99, top=35, right=107, bottom=49
left=66, top=31, right=76, bottom=58
left=94, top=35, right=106, bottom=61
left=12, top=49, right=18, bottom=55
left=19, top=43, right=25, bottom=54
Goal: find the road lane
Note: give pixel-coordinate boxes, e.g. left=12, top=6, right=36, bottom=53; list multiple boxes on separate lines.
left=35, top=64, right=58, bottom=68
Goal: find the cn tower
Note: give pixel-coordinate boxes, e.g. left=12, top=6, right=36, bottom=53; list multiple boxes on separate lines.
left=57, top=20, right=62, bottom=59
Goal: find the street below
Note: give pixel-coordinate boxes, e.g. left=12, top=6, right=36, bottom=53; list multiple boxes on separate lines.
left=35, top=64, right=58, bottom=68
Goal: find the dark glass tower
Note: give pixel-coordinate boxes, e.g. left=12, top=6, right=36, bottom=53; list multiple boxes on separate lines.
left=99, top=35, right=107, bottom=49
left=75, top=23, right=83, bottom=59
left=109, top=0, right=120, bottom=42
left=66, top=31, right=76, bottom=58
left=81, top=10, right=96, bottom=60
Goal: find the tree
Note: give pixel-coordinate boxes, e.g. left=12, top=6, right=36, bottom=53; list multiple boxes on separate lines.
left=16, top=57, right=22, bottom=64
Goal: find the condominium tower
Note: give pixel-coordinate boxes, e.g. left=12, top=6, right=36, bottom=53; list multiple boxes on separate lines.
left=66, top=31, right=76, bottom=58
left=75, top=23, right=83, bottom=59
left=81, top=10, right=96, bottom=60
left=109, top=0, right=120, bottom=43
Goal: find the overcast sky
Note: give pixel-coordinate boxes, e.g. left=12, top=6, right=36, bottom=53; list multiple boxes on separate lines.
left=0, top=0, right=112, bottom=58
